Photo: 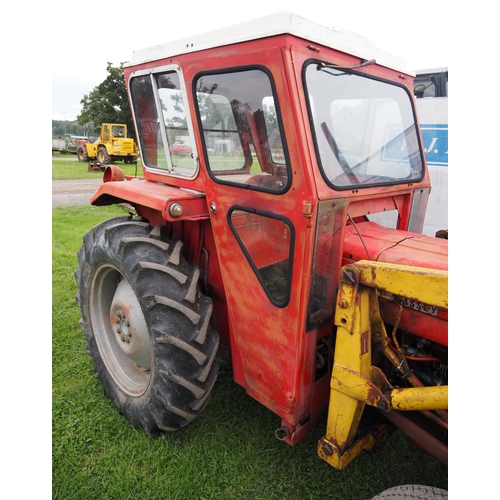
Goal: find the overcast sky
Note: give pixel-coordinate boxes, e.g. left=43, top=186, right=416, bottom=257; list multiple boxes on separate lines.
left=51, top=0, right=450, bottom=121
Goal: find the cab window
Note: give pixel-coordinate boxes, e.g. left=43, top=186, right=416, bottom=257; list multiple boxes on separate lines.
left=129, top=69, right=197, bottom=177
left=195, top=68, right=290, bottom=192
left=304, top=62, right=423, bottom=190
left=112, top=125, right=125, bottom=137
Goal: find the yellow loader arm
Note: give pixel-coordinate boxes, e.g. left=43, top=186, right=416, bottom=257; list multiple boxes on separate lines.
left=318, top=260, right=448, bottom=469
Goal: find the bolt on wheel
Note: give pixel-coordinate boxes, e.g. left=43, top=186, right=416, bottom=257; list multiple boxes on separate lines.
left=90, top=263, right=151, bottom=396
left=75, top=216, right=220, bottom=433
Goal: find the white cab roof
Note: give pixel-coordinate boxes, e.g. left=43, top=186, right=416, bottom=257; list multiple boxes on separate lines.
left=126, top=10, right=410, bottom=74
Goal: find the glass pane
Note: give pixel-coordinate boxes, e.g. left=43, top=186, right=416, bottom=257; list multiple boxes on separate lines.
left=130, top=70, right=197, bottom=175
left=305, top=64, right=423, bottom=189
left=130, top=74, right=168, bottom=168
left=196, top=69, right=289, bottom=192
left=111, top=125, right=126, bottom=137
left=229, top=208, right=294, bottom=306
left=155, top=73, right=195, bottom=174
left=414, top=79, right=436, bottom=98
left=307, top=199, right=347, bottom=330
left=262, top=96, right=286, bottom=164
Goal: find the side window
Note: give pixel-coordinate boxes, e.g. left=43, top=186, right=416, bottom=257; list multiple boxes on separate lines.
left=414, top=71, right=448, bottom=98
left=112, top=125, right=125, bottom=137
left=414, top=75, right=436, bottom=98
left=102, top=125, right=110, bottom=142
left=229, top=207, right=294, bottom=306
left=129, top=69, right=197, bottom=177
left=195, top=68, right=290, bottom=192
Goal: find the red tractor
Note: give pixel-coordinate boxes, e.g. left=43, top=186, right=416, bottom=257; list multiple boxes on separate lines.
left=75, top=11, right=447, bottom=494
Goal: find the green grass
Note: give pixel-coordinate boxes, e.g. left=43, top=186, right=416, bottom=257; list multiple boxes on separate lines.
left=52, top=153, right=143, bottom=180
left=52, top=152, right=266, bottom=180
left=52, top=156, right=447, bottom=498
left=52, top=202, right=447, bottom=500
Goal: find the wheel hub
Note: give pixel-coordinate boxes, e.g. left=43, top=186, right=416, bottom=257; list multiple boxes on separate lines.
left=110, top=279, right=151, bottom=370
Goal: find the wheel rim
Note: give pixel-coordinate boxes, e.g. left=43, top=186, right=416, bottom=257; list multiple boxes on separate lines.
left=97, top=150, right=104, bottom=163
left=90, top=263, right=151, bottom=396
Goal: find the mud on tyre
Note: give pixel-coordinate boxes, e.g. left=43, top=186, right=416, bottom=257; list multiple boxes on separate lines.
left=75, top=216, right=219, bottom=434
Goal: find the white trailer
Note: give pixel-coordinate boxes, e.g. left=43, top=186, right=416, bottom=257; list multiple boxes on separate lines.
left=52, top=138, right=65, bottom=152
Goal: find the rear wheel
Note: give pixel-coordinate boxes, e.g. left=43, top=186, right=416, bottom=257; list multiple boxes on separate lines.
left=77, top=146, right=88, bottom=162
left=75, top=216, right=220, bottom=433
left=371, top=485, right=448, bottom=499
left=96, top=146, right=111, bottom=164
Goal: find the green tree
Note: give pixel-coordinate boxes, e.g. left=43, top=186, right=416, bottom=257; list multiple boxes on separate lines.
left=77, top=63, right=133, bottom=136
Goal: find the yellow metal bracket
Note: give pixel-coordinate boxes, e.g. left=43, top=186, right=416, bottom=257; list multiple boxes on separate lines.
left=318, top=260, right=448, bottom=469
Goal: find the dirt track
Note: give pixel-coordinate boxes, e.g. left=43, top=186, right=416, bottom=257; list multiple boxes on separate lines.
left=52, top=179, right=103, bottom=207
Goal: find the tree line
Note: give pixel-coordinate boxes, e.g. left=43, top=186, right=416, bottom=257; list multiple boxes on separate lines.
left=53, top=63, right=133, bottom=139
left=52, top=120, right=97, bottom=139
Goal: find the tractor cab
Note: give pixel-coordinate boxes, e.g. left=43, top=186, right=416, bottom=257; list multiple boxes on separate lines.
left=82, top=11, right=447, bottom=469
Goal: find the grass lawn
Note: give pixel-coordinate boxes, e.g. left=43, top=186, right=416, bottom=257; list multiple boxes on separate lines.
left=52, top=160, right=447, bottom=499
left=52, top=151, right=265, bottom=180
left=52, top=152, right=143, bottom=180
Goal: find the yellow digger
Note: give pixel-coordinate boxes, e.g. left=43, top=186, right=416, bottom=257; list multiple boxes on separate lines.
left=77, top=123, right=138, bottom=164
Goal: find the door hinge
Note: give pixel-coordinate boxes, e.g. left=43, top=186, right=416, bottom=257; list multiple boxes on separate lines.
left=302, top=201, right=312, bottom=217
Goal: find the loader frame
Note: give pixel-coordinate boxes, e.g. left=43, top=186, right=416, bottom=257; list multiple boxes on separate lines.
left=318, top=261, right=448, bottom=468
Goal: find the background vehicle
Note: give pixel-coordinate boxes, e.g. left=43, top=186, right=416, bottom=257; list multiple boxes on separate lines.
left=414, top=68, right=448, bottom=238
left=52, top=134, right=89, bottom=153
left=52, top=138, right=65, bottom=153
left=169, top=141, right=192, bottom=155
left=414, top=68, right=448, bottom=99
left=77, top=123, right=138, bottom=164
left=370, top=67, right=448, bottom=238
left=75, top=11, right=448, bottom=495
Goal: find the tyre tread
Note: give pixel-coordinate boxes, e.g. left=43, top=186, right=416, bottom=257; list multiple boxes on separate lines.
left=371, top=485, right=448, bottom=500
left=75, top=216, right=219, bottom=434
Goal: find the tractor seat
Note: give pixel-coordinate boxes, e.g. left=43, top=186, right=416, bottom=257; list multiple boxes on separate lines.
left=246, top=168, right=287, bottom=191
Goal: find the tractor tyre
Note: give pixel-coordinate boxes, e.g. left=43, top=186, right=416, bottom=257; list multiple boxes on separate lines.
left=370, top=485, right=448, bottom=499
left=77, top=146, right=88, bottom=162
left=75, top=216, right=220, bottom=434
left=96, top=146, right=111, bottom=164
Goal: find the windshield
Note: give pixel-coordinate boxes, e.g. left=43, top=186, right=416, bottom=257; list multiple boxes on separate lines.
left=304, top=63, right=423, bottom=189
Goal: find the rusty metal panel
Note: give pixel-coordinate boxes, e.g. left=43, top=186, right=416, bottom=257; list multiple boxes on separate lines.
left=91, top=178, right=209, bottom=222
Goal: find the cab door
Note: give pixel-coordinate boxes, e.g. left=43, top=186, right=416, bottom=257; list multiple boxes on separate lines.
left=192, top=56, right=314, bottom=422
